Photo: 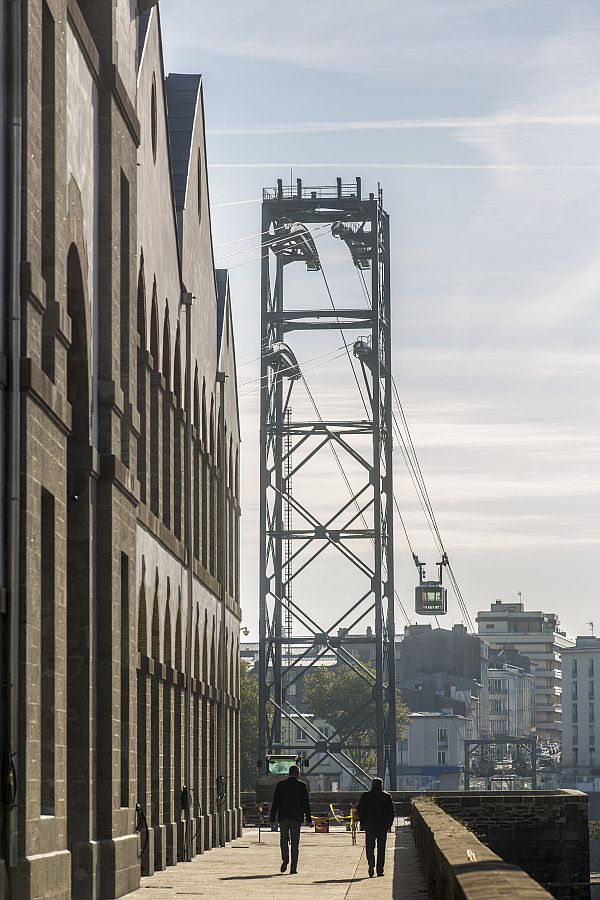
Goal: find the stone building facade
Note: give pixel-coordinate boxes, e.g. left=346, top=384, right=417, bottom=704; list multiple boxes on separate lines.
left=0, top=3, right=241, bottom=899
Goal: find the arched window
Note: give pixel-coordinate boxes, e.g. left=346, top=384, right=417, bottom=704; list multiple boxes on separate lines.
left=137, top=259, right=148, bottom=503
left=162, top=304, right=171, bottom=390
left=202, top=612, right=209, bottom=683
left=175, top=602, right=182, bottom=671
left=164, top=591, right=172, bottom=668
left=210, top=621, right=216, bottom=686
left=138, top=582, right=147, bottom=655
left=150, top=282, right=159, bottom=371
left=137, top=255, right=146, bottom=348
left=173, top=325, right=181, bottom=405
left=193, top=367, right=200, bottom=431
left=151, top=573, right=160, bottom=661
left=194, top=622, right=200, bottom=681
left=151, top=73, right=158, bottom=163
left=202, top=381, right=207, bottom=450
left=197, top=148, right=202, bottom=223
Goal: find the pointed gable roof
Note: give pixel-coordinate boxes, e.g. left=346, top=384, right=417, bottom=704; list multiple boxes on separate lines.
left=138, top=10, right=151, bottom=60
left=165, top=73, right=202, bottom=212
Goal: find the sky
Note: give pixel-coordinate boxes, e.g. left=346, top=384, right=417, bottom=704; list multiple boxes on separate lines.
left=159, top=0, right=600, bottom=642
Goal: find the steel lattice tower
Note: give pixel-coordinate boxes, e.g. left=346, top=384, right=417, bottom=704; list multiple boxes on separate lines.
left=258, top=178, right=397, bottom=789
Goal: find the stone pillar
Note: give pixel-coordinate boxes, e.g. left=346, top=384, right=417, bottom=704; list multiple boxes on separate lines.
left=151, top=669, right=165, bottom=871
left=136, top=665, right=154, bottom=876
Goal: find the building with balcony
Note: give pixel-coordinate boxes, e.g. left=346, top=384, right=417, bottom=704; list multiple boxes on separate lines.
left=477, top=600, right=574, bottom=744
left=488, top=648, right=535, bottom=740
left=561, top=636, right=600, bottom=784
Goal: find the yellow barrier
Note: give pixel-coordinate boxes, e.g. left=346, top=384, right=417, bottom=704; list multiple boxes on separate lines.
left=311, top=804, right=359, bottom=843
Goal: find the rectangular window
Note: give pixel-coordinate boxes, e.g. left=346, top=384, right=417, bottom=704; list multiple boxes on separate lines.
left=573, top=748, right=579, bottom=764
left=296, top=726, right=307, bottom=742
left=590, top=682, right=595, bottom=700
left=590, top=703, right=595, bottom=724
left=590, top=659, right=595, bottom=677
left=573, top=727, right=578, bottom=746
left=41, top=0, right=56, bottom=379
left=437, top=728, right=448, bottom=744
left=485, top=624, right=494, bottom=629
left=120, top=172, right=130, bottom=464
left=120, top=552, right=130, bottom=808
left=572, top=659, right=578, bottom=677
left=572, top=704, right=578, bottom=722
left=437, top=750, right=446, bottom=765
left=572, top=682, right=578, bottom=699
left=40, top=488, right=55, bottom=815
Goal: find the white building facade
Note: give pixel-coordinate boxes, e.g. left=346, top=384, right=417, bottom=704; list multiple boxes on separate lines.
left=397, top=712, right=468, bottom=790
left=488, top=662, right=535, bottom=739
left=477, top=600, right=574, bottom=744
left=561, top=636, right=600, bottom=784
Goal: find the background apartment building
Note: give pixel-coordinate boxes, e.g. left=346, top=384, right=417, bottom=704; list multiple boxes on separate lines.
left=561, top=636, right=600, bottom=788
left=477, top=600, right=574, bottom=744
left=398, top=624, right=489, bottom=738
left=488, top=648, right=535, bottom=740
left=397, top=712, right=468, bottom=790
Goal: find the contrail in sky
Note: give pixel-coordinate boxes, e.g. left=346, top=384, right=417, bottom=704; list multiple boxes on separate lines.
left=208, top=115, right=600, bottom=136
left=210, top=163, right=600, bottom=171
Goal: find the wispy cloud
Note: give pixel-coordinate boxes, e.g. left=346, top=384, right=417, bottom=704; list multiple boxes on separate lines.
left=208, top=114, right=600, bottom=136
left=162, top=0, right=578, bottom=78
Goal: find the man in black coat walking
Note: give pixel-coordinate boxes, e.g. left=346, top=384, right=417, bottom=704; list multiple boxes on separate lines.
left=357, top=777, right=395, bottom=877
left=269, top=765, right=312, bottom=874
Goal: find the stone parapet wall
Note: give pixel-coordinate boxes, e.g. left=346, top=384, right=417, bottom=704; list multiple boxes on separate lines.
left=433, top=790, right=589, bottom=900
left=412, top=798, right=553, bottom=899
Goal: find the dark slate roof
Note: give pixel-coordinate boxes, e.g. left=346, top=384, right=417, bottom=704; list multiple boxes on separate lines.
left=138, top=10, right=151, bottom=60
left=165, top=73, right=202, bottom=211
left=216, top=269, right=228, bottom=351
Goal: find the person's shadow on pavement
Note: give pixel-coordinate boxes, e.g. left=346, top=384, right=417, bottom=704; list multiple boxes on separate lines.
left=219, top=874, right=277, bottom=880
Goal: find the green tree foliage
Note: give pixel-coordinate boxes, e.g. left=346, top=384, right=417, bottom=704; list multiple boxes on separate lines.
left=303, top=664, right=411, bottom=771
left=240, top=660, right=260, bottom=790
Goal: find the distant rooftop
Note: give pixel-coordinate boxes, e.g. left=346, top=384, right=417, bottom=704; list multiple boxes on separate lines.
left=564, top=636, right=600, bottom=652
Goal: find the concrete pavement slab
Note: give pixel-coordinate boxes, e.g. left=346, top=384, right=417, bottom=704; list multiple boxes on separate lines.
left=128, top=821, right=430, bottom=899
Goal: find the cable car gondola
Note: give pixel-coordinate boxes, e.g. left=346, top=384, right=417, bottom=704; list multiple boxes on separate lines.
left=414, top=553, right=448, bottom=616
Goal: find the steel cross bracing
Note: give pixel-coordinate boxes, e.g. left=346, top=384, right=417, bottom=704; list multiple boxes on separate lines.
left=258, top=178, right=397, bottom=789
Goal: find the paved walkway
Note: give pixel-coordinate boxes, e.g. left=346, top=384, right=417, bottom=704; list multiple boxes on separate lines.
left=131, top=821, right=430, bottom=899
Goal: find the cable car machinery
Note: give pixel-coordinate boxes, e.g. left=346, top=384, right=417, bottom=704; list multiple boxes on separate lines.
left=413, top=553, right=448, bottom=616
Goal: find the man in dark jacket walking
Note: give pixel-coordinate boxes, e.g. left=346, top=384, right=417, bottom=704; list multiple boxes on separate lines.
left=269, top=765, right=312, bottom=874
left=357, top=777, right=395, bottom=877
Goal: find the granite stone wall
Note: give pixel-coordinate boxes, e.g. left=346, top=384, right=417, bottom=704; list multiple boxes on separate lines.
left=433, top=790, right=590, bottom=900
left=10, top=2, right=242, bottom=899
left=412, top=798, right=553, bottom=900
